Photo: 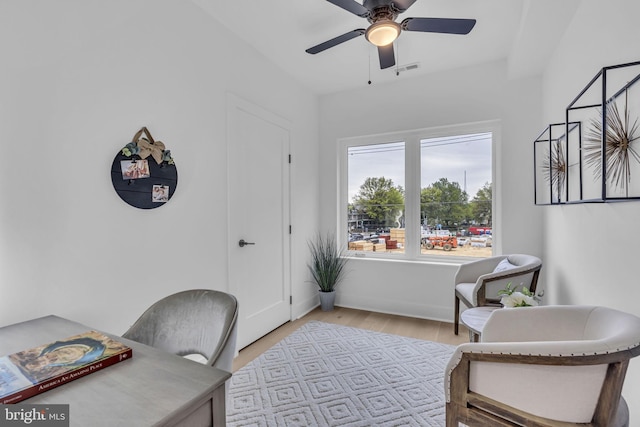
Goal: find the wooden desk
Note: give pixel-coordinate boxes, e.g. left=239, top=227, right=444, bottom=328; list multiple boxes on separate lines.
left=0, top=315, right=231, bottom=426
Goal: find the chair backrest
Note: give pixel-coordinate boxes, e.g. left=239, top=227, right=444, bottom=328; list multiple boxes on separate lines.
left=447, top=305, right=640, bottom=425
left=484, top=254, right=542, bottom=302
left=483, top=305, right=640, bottom=346
left=123, top=289, right=238, bottom=372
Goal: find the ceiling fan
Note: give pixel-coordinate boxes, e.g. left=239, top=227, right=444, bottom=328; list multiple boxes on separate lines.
left=305, top=0, right=476, bottom=69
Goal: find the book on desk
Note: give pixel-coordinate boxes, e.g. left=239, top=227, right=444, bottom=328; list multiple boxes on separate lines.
left=0, top=330, right=133, bottom=404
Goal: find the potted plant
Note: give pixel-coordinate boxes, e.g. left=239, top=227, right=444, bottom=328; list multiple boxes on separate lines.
left=308, top=233, right=349, bottom=311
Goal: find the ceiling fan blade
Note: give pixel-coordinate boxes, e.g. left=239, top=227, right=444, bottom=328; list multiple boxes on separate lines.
left=378, top=44, right=395, bottom=69
left=326, top=0, right=369, bottom=17
left=306, top=29, right=366, bottom=54
left=391, top=0, right=418, bottom=13
left=401, top=17, right=476, bottom=34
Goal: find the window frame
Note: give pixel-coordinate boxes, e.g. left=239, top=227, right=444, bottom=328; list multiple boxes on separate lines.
left=338, top=120, right=500, bottom=262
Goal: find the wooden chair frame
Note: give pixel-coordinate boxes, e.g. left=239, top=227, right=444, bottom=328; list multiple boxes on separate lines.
left=446, top=345, right=640, bottom=427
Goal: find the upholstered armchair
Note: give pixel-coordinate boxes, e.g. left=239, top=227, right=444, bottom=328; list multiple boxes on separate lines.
left=454, top=254, right=542, bottom=334
left=445, top=305, right=640, bottom=427
left=123, top=289, right=238, bottom=372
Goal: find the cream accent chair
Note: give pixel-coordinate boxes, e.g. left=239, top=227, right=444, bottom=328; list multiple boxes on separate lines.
left=123, top=289, right=238, bottom=372
left=445, top=305, right=640, bottom=427
left=454, top=254, right=542, bottom=335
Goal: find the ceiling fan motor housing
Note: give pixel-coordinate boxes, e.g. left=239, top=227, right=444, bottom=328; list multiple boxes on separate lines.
left=364, top=2, right=401, bottom=47
left=366, top=5, right=398, bottom=24
left=363, top=0, right=403, bottom=13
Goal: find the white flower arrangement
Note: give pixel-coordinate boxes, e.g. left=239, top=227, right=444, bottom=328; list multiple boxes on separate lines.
left=497, top=282, right=538, bottom=308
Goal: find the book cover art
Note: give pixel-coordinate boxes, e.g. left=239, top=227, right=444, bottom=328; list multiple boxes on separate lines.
left=0, top=356, right=33, bottom=398
left=0, top=331, right=132, bottom=403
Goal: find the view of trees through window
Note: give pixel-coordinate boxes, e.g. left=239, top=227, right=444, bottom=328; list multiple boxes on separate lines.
left=347, top=132, right=492, bottom=258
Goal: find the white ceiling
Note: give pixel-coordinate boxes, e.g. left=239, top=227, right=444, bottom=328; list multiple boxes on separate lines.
left=0, top=1, right=581, bottom=95
left=191, top=0, right=582, bottom=95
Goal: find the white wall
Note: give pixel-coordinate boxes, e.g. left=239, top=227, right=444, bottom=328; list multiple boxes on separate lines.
left=541, top=0, right=640, bottom=418
left=0, top=1, right=320, bottom=334
left=319, top=59, right=544, bottom=320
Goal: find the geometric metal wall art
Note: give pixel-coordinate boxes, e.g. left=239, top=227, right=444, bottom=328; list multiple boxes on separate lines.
left=535, top=60, right=640, bottom=204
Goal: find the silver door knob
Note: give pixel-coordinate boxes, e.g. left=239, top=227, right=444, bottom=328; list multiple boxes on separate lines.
left=239, top=239, right=255, bottom=247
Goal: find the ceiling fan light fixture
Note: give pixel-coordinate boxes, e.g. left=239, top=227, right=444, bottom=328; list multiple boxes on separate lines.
left=365, top=20, right=400, bottom=47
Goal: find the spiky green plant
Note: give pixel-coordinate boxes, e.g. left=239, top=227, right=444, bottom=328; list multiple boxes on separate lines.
left=308, top=233, right=349, bottom=292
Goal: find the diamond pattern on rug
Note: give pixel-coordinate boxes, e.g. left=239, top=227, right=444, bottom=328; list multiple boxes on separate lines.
left=227, top=321, right=455, bottom=427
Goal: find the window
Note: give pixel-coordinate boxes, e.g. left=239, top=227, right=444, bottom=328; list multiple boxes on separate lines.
left=340, top=122, right=496, bottom=260
left=347, top=141, right=406, bottom=254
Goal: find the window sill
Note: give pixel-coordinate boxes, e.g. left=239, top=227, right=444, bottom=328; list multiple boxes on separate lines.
left=346, top=252, right=468, bottom=267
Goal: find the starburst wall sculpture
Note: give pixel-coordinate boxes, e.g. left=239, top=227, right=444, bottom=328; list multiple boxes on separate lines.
left=542, top=140, right=567, bottom=202
left=584, top=90, right=640, bottom=196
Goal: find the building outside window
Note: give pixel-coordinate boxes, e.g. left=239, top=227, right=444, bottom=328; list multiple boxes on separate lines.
left=340, top=122, right=495, bottom=260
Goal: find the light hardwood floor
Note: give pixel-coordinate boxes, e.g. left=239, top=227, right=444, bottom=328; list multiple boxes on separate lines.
left=233, top=306, right=470, bottom=372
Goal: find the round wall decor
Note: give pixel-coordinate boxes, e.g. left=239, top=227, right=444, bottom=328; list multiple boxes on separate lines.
left=111, top=127, right=178, bottom=209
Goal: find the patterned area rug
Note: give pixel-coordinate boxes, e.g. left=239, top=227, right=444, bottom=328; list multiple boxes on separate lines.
left=227, top=321, right=455, bottom=426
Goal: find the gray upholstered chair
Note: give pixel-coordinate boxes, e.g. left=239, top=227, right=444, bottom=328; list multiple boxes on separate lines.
left=123, top=289, right=238, bottom=372
left=445, top=305, right=640, bottom=427
left=454, top=253, right=542, bottom=335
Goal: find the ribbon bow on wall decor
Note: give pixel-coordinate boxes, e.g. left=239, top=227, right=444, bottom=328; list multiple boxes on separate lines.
left=122, top=127, right=174, bottom=165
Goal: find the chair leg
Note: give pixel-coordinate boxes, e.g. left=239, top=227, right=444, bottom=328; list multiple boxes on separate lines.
left=445, top=403, right=459, bottom=427
left=454, top=295, right=460, bottom=335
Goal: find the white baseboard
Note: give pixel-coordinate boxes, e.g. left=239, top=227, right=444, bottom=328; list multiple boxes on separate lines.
left=336, top=293, right=452, bottom=323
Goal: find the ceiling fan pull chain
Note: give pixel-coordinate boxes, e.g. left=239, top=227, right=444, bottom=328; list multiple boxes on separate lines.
left=396, top=41, right=400, bottom=76
left=368, top=46, right=372, bottom=85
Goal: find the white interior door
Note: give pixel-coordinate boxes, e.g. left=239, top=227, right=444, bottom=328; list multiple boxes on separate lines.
left=227, top=94, right=291, bottom=350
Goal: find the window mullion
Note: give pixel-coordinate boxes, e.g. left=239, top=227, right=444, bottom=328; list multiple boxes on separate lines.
left=404, top=137, right=421, bottom=259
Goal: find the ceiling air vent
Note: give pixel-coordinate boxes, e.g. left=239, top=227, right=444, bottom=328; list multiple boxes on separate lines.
left=391, top=62, right=420, bottom=74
